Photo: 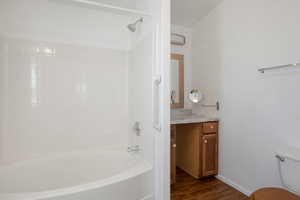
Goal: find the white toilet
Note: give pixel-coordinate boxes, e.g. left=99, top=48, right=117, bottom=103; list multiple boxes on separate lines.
left=277, top=147, right=300, bottom=195
left=250, top=147, right=300, bottom=200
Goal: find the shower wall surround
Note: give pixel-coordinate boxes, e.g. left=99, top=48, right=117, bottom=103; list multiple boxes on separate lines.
left=0, top=0, right=154, bottom=166
left=0, top=37, right=129, bottom=165
left=0, top=0, right=132, bottom=50
left=0, top=0, right=168, bottom=199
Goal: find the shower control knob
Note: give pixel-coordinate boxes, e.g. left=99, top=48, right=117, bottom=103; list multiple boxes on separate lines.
left=133, top=122, right=142, bottom=136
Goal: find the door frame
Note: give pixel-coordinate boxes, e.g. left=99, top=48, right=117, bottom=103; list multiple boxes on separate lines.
left=154, top=0, right=170, bottom=199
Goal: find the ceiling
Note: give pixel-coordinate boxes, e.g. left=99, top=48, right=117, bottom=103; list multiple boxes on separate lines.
left=171, top=0, right=223, bottom=27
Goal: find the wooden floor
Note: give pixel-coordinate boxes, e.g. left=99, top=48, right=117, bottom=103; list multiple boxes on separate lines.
left=171, top=168, right=248, bottom=200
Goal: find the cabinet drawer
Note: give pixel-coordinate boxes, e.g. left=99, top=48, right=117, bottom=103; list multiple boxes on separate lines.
left=203, top=122, right=218, bottom=133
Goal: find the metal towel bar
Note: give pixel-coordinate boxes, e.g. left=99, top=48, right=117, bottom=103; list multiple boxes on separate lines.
left=258, top=62, right=300, bottom=73
left=275, top=154, right=285, bottom=162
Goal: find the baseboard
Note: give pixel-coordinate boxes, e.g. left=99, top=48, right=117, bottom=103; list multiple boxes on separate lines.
left=216, top=175, right=252, bottom=197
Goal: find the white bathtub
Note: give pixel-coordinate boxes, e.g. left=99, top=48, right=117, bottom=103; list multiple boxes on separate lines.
left=0, top=149, right=153, bottom=200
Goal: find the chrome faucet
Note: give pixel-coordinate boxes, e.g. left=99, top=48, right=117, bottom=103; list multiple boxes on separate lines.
left=171, top=90, right=176, bottom=104
left=127, top=145, right=140, bottom=153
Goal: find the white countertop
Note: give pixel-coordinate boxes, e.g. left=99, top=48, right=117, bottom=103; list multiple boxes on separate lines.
left=171, top=114, right=218, bottom=125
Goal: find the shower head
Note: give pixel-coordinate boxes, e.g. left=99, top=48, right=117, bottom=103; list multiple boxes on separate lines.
left=127, top=18, right=143, bottom=32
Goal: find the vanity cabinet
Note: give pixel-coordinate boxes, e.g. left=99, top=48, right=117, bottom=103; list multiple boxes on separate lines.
left=172, top=121, right=218, bottom=180
left=202, top=133, right=218, bottom=176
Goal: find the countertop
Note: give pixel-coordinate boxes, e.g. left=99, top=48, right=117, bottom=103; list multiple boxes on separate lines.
left=171, top=114, right=218, bottom=125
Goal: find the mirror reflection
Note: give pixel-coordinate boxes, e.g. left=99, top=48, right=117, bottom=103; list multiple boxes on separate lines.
left=170, top=54, right=184, bottom=108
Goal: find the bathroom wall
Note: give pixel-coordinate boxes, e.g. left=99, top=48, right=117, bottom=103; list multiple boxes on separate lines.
left=0, top=0, right=133, bottom=165
left=191, top=0, right=300, bottom=195
left=191, top=23, right=220, bottom=116
left=171, top=25, right=192, bottom=109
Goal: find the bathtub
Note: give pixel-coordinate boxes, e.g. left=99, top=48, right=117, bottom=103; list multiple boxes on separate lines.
left=0, top=149, right=153, bottom=200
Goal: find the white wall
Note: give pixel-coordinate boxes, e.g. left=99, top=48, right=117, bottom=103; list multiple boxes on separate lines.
left=191, top=21, right=220, bottom=116
left=0, top=0, right=133, bottom=165
left=191, top=0, right=300, bottom=195
left=171, top=25, right=192, bottom=109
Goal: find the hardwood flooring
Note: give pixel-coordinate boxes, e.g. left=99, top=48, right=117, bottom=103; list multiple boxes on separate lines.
left=171, top=168, right=249, bottom=200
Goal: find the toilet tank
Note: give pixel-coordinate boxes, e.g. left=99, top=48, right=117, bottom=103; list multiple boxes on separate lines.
left=277, top=147, right=300, bottom=195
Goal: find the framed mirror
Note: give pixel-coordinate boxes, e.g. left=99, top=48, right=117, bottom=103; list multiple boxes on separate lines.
left=170, top=54, right=184, bottom=108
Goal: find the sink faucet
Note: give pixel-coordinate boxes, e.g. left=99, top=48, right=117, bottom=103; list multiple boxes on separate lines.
left=171, top=90, right=176, bottom=104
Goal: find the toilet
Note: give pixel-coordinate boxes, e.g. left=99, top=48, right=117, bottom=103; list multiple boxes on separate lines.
left=250, top=147, right=300, bottom=200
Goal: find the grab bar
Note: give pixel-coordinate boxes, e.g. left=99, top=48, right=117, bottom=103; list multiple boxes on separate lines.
left=153, top=75, right=162, bottom=132
left=153, top=26, right=162, bottom=132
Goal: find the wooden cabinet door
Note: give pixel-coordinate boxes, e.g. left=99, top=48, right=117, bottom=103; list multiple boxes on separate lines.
left=171, top=125, right=176, bottom=184
left=202, top=134, right=218, bottom=177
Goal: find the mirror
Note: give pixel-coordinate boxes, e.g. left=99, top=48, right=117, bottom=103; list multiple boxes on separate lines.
left=189, top=89, right=203, bottom=103
left=170, top=54, right=184, bottom=108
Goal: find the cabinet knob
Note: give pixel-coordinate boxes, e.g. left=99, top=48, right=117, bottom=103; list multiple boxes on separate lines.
left=210, top=126, right=214, bottom=129
left=204, top=140, right=208, bottom=144
left=173, top=144, right=177, bottom=148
